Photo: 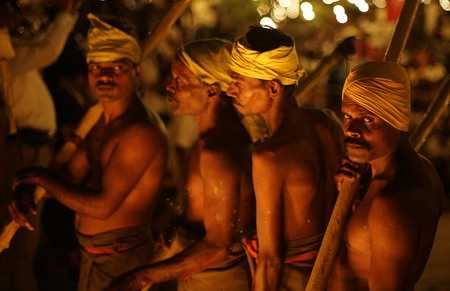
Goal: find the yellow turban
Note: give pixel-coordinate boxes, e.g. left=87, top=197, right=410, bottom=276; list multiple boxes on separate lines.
left=86, top=13, right=141, bottom=64
left=0, top=27, right=16, bottom=134
left=343, top=61, right=411, bottom=132
left=177, top=38, right=232, bottom=92
left=229, top=38, right=305, bottom=85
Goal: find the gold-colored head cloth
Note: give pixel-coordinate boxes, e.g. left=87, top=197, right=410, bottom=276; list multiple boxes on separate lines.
left=0, top=27, right=16, bottom=134
left=343, top=61, right=411, bottom=132
left=229, top=37, right=305, bottom=85
left=86, top=13, right=141, bottom=64
left=177, top=38, right=232, bottom=92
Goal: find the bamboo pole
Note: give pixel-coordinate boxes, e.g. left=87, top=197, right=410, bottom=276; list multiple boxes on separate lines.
left=384, top=0, right=421, bottom=63
left=410, top=75, right=450, bottom=151
left=141, top=0, right=193, bottom=60
left=0, top=103, right=103, bottom=253
left=306, top=0, right=422, bottom=290
left=296, top=36, right=355, bottom=102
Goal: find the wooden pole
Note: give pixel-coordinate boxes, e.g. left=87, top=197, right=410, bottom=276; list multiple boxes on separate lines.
left=296, top=36, right=355, bottom=103
left=306, top=0, right=422, bottom=290
left=141, top=0, right=193, bottom=61
left=0, top=103, right=103, bottom=253
left=384, top=0, right=421, bottom=63
left=410, top=75, right=450, bottom=151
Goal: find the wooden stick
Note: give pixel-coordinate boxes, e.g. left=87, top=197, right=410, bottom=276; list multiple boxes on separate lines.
left=384, top=0, right=421, bottom=63
left=410, top=75, right=450, bottom=151
left=141, top=0, right=193, bottom=60
left=0, top=103, right=103, bottom=253
left=306, top=1, right=421, bottom=290
left=296, top=36, right=355, bottom=103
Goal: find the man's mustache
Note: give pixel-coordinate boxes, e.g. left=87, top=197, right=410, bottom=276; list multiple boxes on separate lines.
left=96, top=81, right=117, bottom=88
left=344, top=137, right=371, bottom=150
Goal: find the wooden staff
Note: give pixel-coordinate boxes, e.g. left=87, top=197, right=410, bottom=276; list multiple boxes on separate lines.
left=296, top=36, right=355, bottom=103
left=410, top=75, right=450, bottom=151
left=306, top=0, right=422, bottom=290
left=141, top=0, right=193, bottom=60
left=0, top=103, right=103, bottom=252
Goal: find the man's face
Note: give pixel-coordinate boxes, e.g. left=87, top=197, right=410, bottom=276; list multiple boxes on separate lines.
left=88, top=59, right=140, bottom=103
left=227, top=70, right=272, bottom=115
left=341, top=95, right=401, bottom=164
left=166, top=57, right=209, bottom=116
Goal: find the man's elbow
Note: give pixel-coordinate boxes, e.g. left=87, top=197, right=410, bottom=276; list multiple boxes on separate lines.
left=91, top=204, right=118, bottom=220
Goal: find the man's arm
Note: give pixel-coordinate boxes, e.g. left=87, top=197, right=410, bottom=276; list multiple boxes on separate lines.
left=8, top=0, right=81, bottom=75
left=253, top=151, right=284, bottom=291
left=13, top=124, right=166, bottom=219
left=108, top=148, right=243, bottom=289
left=368, top=193, right=419, bottom=291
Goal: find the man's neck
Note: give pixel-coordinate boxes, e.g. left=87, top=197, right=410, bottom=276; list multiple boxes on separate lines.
left=369, top=135, right=411, bottom=179
left=101, top=95, right=136, bottom=124
left=261, top=93, right=298, bottom=135
left=197, top=95, right=233, bottom=133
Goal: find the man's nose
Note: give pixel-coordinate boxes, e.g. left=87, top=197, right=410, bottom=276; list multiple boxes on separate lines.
left=166, top=80, right=175, bottom=93
left=97, top=67, right=115, bottom=77
left=345, top=120, right=362, bottom=138
left=226, top=84, right=237, bottom=98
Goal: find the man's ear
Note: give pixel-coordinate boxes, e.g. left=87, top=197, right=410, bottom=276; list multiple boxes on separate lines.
left=134, top=64, right=142, bottom=79
left=206, top=84, right=221, bottom=100
left=268, top=80, right=282, bottom=98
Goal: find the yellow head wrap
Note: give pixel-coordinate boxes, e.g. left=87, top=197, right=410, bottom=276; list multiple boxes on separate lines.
left=86, top=13, right=141, bottom=64
left=229, top=38, right=305, bottom=86
left=177, top=38, right=232, bottom=92
left=0, top=27, right=16, bottom=134
left=343, top=61, right=411, bottom=132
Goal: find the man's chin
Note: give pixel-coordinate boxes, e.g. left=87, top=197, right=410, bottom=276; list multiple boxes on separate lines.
left=233, top=105, right=250, bottom=115
left=347, top=149, right=370, bottom=164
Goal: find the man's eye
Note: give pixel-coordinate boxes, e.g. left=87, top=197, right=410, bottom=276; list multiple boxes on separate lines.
left=363, top=117, right=373, bottom=123
left=89, top=65, right=100, bottom=74
left=113, top=65, right=124, bottom=73
left=343, top=114, right=351, bottom=119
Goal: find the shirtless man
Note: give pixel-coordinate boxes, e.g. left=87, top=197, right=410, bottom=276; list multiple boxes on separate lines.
left=107, top=38, right=255, bottom=291
left=8, top=14, right=168, bottom=291
left=226, top=26, right=344, bottom=290
left=327, top=61, right=444, bottom=290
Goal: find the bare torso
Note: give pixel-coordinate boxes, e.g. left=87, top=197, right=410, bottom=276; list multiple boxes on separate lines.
left=75, top=99, right=167, bottom=235
left=183, top=121, right=255, bottom=239
left=255, top=107, right=342, bottom=241
left=329, top=150, right=444, bottom=290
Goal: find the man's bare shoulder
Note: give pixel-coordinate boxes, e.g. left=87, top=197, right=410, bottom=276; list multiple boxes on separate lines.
left=369, top=174, right=443, bottom=233
left=116, top=120, right=168, bottom=156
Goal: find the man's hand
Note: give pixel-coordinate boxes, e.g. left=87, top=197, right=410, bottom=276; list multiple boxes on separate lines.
left=13, top=166, right=52, bottom=188
left=334, top=157, right=362, bottom=192
left=8, top=184, right=37, bottom=231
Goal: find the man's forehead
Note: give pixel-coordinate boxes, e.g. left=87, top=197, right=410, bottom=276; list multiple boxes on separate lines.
left=88, top=58, right=133, bottom=65
left=341, top=95, right=373, bottom=115
left=229, top=70, right=262, bottom=83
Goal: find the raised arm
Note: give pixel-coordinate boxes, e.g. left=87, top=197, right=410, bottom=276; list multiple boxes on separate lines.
left=253, top=151, right=284, bottom=291
left=106, top=148, right=243, bottom=290
left=8, top=0, right=81, bottom=75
